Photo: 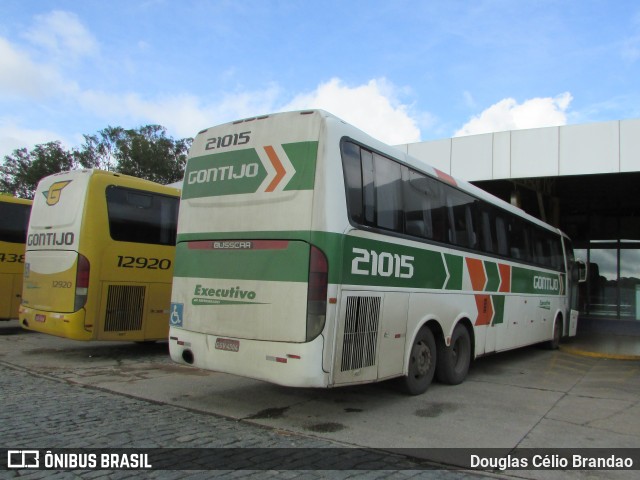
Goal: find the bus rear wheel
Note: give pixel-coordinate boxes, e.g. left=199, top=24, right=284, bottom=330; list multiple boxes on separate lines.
left=401, top=327, right=436, bottom=395
left=436, top=323, right=471, bottom=385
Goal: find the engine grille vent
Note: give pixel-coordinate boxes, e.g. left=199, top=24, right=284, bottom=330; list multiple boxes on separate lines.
left=340, top=296, right=381, bottom=372
left=104, top=285, right=145, bottom=332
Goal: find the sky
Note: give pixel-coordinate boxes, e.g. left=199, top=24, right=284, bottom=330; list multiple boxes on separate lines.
left=1, top=0, right=640, bottom=161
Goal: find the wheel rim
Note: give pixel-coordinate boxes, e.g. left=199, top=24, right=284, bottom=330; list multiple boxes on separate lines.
left=413, top=341, right=431, bottom=377
left=452, top=341, right=459, bottom=364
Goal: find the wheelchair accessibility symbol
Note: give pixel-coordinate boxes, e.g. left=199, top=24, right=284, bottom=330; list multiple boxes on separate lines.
left=170, top=303, right=183, bottom=327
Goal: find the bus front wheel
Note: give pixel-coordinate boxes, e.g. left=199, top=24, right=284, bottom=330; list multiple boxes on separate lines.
left=544, top=318, right=562, bottom=350
left=436, top=323, right=471, bottom=385
left=401, top=327, right=436, bottom=395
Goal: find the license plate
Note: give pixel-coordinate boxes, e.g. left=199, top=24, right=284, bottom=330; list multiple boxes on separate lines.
left=215, top=338, right=239, bottom=352
left=35, top=314, right=46, bottom=323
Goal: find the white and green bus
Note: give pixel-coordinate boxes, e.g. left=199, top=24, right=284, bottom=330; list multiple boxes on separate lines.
left=169, top=110, right=582, bottom=394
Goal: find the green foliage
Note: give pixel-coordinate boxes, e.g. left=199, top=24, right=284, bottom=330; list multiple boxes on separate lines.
left=112, top=125, right=189, bottom=184
left=0, top=126, right=192, bottom=198
left=75, top=126, right=125, bottom=171
left=0, top=141, right=76, bottom=199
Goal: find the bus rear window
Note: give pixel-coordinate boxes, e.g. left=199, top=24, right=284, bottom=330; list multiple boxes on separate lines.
left=0, top=201, right=31, bottom=243
left=106, top=186, right=178, bottom=246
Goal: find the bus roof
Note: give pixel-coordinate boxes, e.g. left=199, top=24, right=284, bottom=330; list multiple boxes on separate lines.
left=0, top=194, right=33, bottom=205
left=39, top=169, right=180, bottom=196
left=195, top=109, right=564, bottom=238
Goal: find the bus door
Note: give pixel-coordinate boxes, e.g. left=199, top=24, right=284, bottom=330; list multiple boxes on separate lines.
left=483, top=295, right=528, bottom=353
left=564, top=238, right=584, bottom=336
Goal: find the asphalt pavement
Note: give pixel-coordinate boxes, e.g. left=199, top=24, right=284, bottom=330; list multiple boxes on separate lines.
left=1, top=319, right=639, bottom=479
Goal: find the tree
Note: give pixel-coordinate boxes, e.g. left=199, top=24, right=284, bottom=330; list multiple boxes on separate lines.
left=113, top=125, right=190, bottom=184
left=0, top=125, right=192, bottom=198
left=74, top=126, right=125, bottom=171
left=0, top=141, right=76, bottom=199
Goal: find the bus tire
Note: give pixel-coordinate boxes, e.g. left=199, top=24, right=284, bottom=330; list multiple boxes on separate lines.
left=401, top=326, right=436, bottom=395
left=436, top=323, right=471, bottom=385
left=544, top=318, right=562, bottom=350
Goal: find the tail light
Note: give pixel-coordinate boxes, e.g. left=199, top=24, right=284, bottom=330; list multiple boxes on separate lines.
left=74, top=254, right=90, bottom=311
left=306, top=245, right=328, bottom=342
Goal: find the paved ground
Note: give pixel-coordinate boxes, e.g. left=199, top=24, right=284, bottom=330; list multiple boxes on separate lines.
left=1, top=363, right=489, bottom=479
left=1, top=320, right=639, bottom=479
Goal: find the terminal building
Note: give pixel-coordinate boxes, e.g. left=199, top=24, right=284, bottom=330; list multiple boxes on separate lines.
left=396, top=119, right=640, bottom=332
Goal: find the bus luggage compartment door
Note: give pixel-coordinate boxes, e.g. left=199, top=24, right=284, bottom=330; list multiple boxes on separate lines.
left=332, top=291, right=408, bottom=386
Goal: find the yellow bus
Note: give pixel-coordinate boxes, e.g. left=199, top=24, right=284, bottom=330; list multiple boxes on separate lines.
left=0, top=195, right=32, bottom=321
left=20, top=170, right=180, bottom=341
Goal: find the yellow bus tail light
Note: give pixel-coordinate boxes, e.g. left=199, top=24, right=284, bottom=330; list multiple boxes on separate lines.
left=74, top=254, right=90, bottom=311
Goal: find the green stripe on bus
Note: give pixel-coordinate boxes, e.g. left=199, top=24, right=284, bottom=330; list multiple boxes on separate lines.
left=484, top=262, right=500, bottom=292
left=173, top=240, right=310, bottom=282
left=282, top=141, right=318, bottom=191
left=492, top=295, right=505, bottom=325
left=175, top=230, right=563, bottom=294
left=182, top=149, right=267, bottom=199
left=444, top=254, right=463, bottom=290
left=511, top=267, right=562, bottom=295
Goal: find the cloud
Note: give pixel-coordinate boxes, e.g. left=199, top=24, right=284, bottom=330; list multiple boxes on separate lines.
left=23, top=10, right=99, bottom=60
left=454, top=92, right=573, bottom=136
left=0, top=37, right=70, bottom=99
left=75, top=84, right=284, bottom=139
left=1, top=11, right=423, bottom=154
left=0, top=118, right=74, bottom=158
left=74, top=78, right=423, bottom=145
left=283, top=78, right=421, bottom=145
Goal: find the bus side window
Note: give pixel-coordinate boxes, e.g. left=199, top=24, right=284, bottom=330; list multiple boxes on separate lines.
left=551, top=237, right=564, bottom=271
left=445, top=188, right=478, bottom=249
left=429, top=185, right=447, bottom=243
left=480, top=209, right=494, bottom=253
left=496, top=216, right=509, bottom=256
left=534, top=229, right=545, bottom=264
left=465, top=203, right=478, bottom=250
left=534, top=230, right=564, bottom=271
left=373, top=153, right=403, bottom=232
left=340, top=141, right=364, bottom=224
left=404, top=169, right=434, bottom=239
left=361, top=149, right=375, bottom=225
left=509, top=219, right=533, bottom=262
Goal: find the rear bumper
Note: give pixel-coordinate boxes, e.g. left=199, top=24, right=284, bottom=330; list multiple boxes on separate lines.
left=169, top=327, right=329, bottom=388
left=20, top=305, right=91, bottom=340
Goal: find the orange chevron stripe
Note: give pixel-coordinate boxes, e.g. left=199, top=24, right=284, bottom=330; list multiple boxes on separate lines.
left=474, top=294, right=493, bottom=326
left=466, top=258, right=486, bottom=291
left=264, top=145, right=286, bottom=192
left=498, top=264, right=511, bottom=292
left=466, top=258, right=493, bottom=326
